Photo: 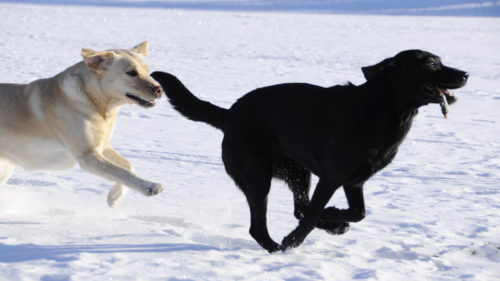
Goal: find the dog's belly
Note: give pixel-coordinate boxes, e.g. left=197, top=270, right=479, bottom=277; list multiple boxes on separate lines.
left=2, top=137, right=77, bottom=171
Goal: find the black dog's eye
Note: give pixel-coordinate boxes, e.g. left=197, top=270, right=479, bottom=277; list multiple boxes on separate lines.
left=428, top=61, right=437, bottom=68
left=127, top=70, right=138, bottom=77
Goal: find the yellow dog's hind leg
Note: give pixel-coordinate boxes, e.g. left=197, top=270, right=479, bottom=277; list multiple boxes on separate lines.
left=0, top=158, right=14, bottom=185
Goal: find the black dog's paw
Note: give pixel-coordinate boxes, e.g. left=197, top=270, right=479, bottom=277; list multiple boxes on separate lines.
left=266, top=242, right=283, bottom=254
left=279, top=224, right=315, bottom=252
left=280, top=234, right=302, bottom=252
left=316, top=221, right=350, bottom=235
left=256, top=238, right=282, bottom=254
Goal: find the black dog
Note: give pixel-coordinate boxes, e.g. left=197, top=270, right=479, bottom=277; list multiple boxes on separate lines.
left=152, top=50, right=468, bottom=253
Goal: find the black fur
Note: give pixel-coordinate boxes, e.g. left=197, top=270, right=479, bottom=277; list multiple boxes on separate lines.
left=152, top=49, right=468, bottom=253
left=160, top=76, right=226, bottom=130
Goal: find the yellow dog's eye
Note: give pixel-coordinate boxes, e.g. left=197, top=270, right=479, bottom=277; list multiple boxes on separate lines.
left=127, top=70, right=138, bottom=77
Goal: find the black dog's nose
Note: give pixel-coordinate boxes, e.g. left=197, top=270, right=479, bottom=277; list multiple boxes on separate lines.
left=462, top=72, right=469, bottom=82
left=152, top=86, right=163, bottom=98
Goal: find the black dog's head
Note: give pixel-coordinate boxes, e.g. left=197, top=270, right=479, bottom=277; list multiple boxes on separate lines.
left=362, top=50, right=468, bottom=107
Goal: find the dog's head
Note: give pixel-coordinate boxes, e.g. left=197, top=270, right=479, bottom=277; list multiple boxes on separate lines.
left=81, top=41, right=162, bottom=108
left=362, top=50, right=468, bottom=108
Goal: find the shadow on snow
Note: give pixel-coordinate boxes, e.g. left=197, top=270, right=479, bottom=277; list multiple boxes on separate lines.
left=0, top=242, right=219, bottom=263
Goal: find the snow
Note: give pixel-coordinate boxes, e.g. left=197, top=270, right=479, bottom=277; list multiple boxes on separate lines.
left=0, top=1, right=499, bottom=280
left=2, top=0, right=500, bottom=16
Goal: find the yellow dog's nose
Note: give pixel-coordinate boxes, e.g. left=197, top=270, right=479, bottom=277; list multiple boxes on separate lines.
left=152, top=86, right=162, bottom=98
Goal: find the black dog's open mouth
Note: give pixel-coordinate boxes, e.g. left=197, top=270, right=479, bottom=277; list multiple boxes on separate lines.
left=422, top=85, right=457, bottom=104
left=126, top=93, right=156, bottom=108
left=422, top=85, right=458, bottom=119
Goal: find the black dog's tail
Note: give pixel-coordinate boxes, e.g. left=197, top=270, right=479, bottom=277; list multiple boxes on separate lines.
left=151, top=71, right=227, bottom=130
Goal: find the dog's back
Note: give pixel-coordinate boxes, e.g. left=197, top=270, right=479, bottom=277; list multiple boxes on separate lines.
left=0, top=82, right=35, bottom=133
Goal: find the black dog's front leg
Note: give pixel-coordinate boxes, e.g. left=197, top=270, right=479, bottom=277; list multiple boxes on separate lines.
left=281, top=179, right=340, bottom=251
left=317, top=185, right=366, bottom=233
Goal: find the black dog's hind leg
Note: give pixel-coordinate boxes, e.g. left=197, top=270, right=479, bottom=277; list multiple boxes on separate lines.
left=247, top=191, right=280, bottom=253
left=272, top=157, right=311, bottom=220
left=222, top=138, right=281, bottom=253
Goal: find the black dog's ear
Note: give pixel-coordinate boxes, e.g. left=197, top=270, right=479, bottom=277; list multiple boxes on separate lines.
left=361, top=57, right=397, bottom=81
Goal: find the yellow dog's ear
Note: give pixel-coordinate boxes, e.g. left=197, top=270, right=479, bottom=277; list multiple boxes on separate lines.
left=81, top=48, right=115, bottom=74
left=132, top=41, right=149, bottom=56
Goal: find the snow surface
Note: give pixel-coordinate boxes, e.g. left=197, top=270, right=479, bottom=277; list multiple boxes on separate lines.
left=0, top=1, right=499, bottom=280
left=1, top=0, right=500, bottom=16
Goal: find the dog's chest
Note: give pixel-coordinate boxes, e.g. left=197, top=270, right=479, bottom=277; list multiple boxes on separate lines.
left=369, top=115, right=415, bottom=171
left=350, top=112, right=416, bottom=184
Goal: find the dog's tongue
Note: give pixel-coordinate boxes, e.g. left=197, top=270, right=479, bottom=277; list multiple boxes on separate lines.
left=441, top=88, right=452, bottom=96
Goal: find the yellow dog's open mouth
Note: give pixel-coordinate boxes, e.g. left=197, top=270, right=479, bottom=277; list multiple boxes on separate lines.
left=126, top=93, right=156, bottom=107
